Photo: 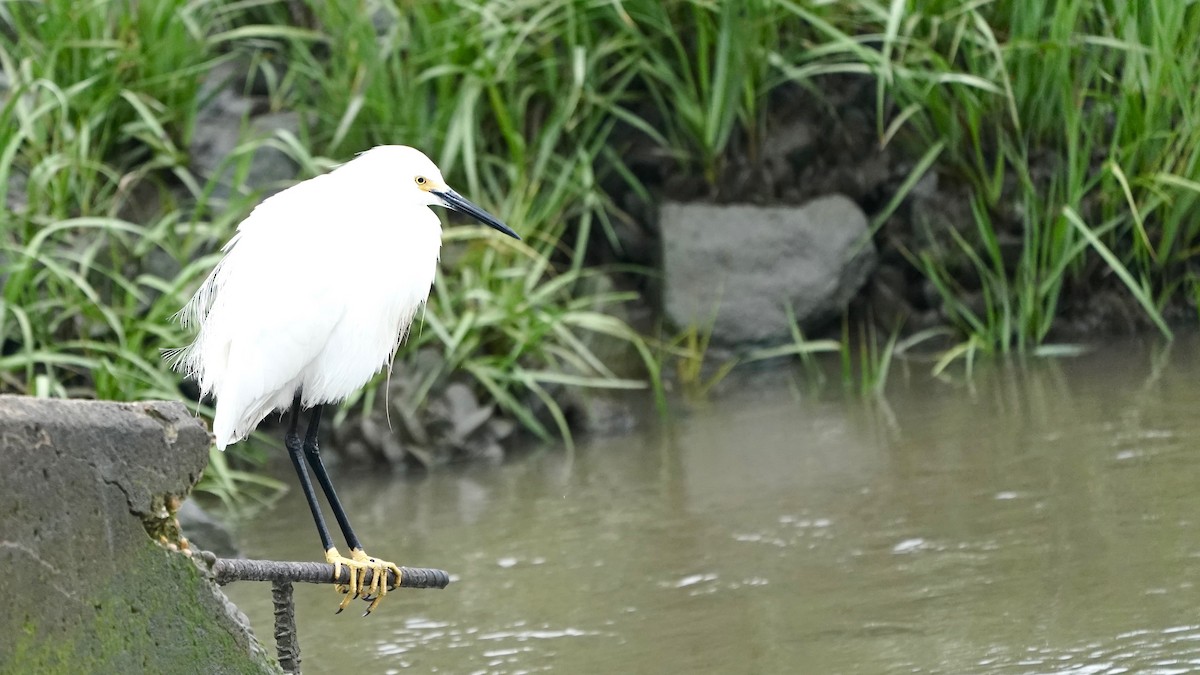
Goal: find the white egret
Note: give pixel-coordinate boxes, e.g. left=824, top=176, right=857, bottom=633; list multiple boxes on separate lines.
left=171, top=145, right=518, bottom=614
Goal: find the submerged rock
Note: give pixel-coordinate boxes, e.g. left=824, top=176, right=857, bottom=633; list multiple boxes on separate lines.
left=178, top=499, right=241, bottom=560
left=660, top=195, right=877, bottom=346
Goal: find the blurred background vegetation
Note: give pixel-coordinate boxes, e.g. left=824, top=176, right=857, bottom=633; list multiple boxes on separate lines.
left=2, top=0, right=1199, bottom=496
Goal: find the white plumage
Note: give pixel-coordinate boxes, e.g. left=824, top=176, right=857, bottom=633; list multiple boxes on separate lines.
left=171, top=144, right=517, bottom=615
left=172, top=145, right=517, bottom=449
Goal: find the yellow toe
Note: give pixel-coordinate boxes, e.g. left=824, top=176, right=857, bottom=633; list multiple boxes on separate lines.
left=325, top=547, right=402, bottom=615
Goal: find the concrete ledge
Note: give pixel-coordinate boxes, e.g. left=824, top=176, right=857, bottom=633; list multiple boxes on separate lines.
left=0, top=396, right=276, bottom=674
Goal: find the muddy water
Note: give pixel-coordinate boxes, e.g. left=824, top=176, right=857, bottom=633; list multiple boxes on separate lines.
left=223, top=337, right=1200, bottom=674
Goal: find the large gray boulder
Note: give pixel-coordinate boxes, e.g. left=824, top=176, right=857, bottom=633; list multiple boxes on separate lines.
left=0, top=396, right=276, bottom=675
left=660, top=195, right=876, bottom=345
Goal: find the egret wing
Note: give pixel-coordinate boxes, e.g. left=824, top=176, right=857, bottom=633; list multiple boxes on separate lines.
left=193, top=186, right=352, bottom=446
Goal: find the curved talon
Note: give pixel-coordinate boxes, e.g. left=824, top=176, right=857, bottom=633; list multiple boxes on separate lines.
left=325, top=547, right=369, bottom=613
left=336, top=587, right=357, bottom=614
left=348, top=548, right=402, bottom=616
left=325, top=547, right=402, bottom=615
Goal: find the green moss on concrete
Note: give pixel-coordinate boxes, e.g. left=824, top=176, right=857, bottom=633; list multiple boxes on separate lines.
left=0, top=398, right=278, bottom=675
left=3, top=540, right=278, bottom=675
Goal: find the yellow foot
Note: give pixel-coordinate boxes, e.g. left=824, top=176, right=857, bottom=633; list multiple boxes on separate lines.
left=325, top=547, right=403, bottom=616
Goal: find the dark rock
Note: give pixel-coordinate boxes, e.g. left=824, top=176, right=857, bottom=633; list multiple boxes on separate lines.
left=609, top=199, right=659, bottom=267
left=908, top=174, right=977, bottom=252
left=0, top=396, right=275, bottom=674
left=852, top=152, right=892, bottom=200
left=331, top=355, right=520, bottom=467
left=660, top=195, right=877, bottom=345
left=371, top=3, right=398, bottom=33
left=866, top=265, right=915, bottom=329
left=178, top=499, right=240, bottom=559
left=190, top=63, right=300, bottom=201
left=569, top=391, right=639, bottom=437
left=920, top=278, right=945, bottom=310
left=6, top=169, right=27, bottom=213
left=910, top=171, right=939, bottom=201
left=762, top=118, right=815, bottom=170
left=423, top=382, right=511, bottom=464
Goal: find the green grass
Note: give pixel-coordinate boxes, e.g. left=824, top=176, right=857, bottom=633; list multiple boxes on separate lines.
left=3, top=0, right=1200, bottom=479
left=0, top=0, right=664, bottom=497
left=782, top=0, right=1200, bottom=354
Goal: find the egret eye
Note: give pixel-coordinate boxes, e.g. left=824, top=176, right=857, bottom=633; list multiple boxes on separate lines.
left=174, top=144, right=510, bottom=618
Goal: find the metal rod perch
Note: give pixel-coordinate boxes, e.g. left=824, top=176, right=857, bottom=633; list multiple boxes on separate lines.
left=272, top=581, right=299, bottom=674
left=207, top=555, right=452, bottom=589
left=198, top=551, right=452, bottom=674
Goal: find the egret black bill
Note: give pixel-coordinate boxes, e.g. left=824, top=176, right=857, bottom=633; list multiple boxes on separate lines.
left=435, top=189, right=519, bottom=240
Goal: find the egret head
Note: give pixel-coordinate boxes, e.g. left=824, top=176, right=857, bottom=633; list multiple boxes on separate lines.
left=356, top=145, right=519, bottom=240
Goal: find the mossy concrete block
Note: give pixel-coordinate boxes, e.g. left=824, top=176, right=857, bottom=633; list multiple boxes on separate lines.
left=0, top=396, right=277, bottom=675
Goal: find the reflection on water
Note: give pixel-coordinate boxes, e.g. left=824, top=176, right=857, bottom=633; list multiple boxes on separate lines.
left=223, top=337, right=1200, bottom=674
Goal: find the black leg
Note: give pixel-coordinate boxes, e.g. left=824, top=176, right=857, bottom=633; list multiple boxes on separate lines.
left=284, top=396, right=335, bottom=553
left=300, top=404, right=364, bottom=553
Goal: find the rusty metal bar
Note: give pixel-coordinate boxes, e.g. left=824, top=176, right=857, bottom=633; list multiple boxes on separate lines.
left=271, top=581, right=300, bottom=674
left=208, top=557, right=451, bottom=590
left=198, top=552, right=452, bottom=673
